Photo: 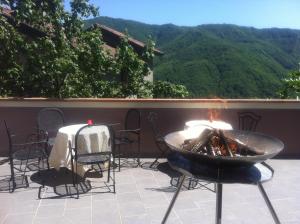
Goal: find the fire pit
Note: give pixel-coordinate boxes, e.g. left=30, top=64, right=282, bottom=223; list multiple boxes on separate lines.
left=164, top=126, right=284, bottom=167
left=162, top=123, right=284, bottom=224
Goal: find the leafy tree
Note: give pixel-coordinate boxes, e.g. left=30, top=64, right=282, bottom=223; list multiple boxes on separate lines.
left=278, top=70, right=300, bottom=98
left=0, top=0, right=99, bottom=97
left=0, top=1, right=189, bottom=98
left=153, top=80, right=189, bottom=98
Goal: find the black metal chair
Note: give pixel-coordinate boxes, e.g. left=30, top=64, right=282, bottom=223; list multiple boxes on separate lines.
left=4, top=121, right=49, bottom=192
left=115, top=109, right=141, bottom=171
left=238, top=111, right=261, bottom=131
left=147, top=112, right=170, bottom=168
left=37, top=108, right=65, bottom=154
left=69, top=124, right=115, bottom=198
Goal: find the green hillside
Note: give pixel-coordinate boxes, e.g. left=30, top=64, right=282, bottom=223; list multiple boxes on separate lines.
left=85, top=17, right=300, bottom=98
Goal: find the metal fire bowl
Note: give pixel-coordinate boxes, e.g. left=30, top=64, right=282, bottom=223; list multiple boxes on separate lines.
left=164, top=129, right=284, bottom=167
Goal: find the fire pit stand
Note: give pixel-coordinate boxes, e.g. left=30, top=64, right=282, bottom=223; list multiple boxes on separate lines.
left=162, top=152, right=281, bottom=224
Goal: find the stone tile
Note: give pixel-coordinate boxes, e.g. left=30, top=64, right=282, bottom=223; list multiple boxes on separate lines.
left=135, top=177, right=158, bottom=186
left=146, top=206, right=178, bottom=223
left=140, top=194, right=169, bottom=208
left=92, top=191, right=117, bottom=201
left=33, top=216, right=71, bottom=224
left=117, top=192, right=141, bottom=204
left=114, top=173, right=135, bottom=185
left=64, top=207, right=91, bottom=224
left=65, top=195, right=91, bottom=209
left=137, top=184, right=164, bottom=198
left=119, top=201, right=146, bottom=217
left=8, top=199, right=40, bottom=215
left=92, top=201, right=121, bottom=224
left=122, top=214, right=150, bottom=224
left=176, top=208, right=210, bottom=224
left=172, top=196, right=199, bottom=210
left=116, top=183, right=138, bottom=194
left=40, top=197, right=66, bottom=206
left=35, top=204, right=65, bottom=218
left=2, top=213, right=35, bottom=224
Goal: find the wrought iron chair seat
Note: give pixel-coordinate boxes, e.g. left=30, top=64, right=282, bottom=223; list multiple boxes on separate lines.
left=76, top=153, right=111, bottom=164
left=115, top=132, right=139, bottom=145
left=12, top=147, right=47, bottom=160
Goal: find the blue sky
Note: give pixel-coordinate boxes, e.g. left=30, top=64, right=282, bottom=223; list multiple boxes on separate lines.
left=65, top=0, right=300, bottom=29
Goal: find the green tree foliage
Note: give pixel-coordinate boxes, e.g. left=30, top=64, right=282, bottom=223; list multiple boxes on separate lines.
left=153, top=80, right=189, bottom=98
left=0, top=1, right=187, bottom=98
left=278, top=71, right=300, bottom=99
left=114, top=36, right=152, bottom=98
left=0, top=0, right=99, bottom=97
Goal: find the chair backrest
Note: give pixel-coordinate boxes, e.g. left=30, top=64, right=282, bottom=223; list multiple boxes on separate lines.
left=124, top=109, right=141, bottom=131
left=74, top=124, right=114, bottom=157
left=147, top=112, right=170, bottom=155
left=4, top=120, right=48, bottom=157
left=37, top=108, right=65, bottom=135
left=4, top=120, right=13, bottom=156
left=147, top=112, right=161, bottom=139
left=238, top=112, right=261, bottom=131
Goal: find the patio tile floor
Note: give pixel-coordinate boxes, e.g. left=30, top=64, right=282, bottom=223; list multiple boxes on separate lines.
left=0, top=158, right=300, bottom=224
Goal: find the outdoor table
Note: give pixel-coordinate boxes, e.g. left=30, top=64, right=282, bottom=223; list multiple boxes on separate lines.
left=48, top=124, right=110, bottom=176
left=162, top=152, right=280, bottom=224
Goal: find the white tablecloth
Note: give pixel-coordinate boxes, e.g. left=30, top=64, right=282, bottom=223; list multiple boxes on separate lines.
left=49, top=124, right=110, bottom=176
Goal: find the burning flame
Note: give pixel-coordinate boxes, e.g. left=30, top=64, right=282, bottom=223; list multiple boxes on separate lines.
left=207, top=98, right=229, bottom=122
left=208, top=109, right=221, bottom=122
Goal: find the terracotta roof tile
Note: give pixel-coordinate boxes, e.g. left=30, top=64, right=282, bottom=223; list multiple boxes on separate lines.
left=95, top=23, right=163, bottom=56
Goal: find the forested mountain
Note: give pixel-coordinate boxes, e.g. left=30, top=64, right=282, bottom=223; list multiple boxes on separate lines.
left=85, top=17, right=300, bottom=98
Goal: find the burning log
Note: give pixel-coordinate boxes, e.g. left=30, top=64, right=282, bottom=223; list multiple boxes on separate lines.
left=181, top=128, right=264, bottom=157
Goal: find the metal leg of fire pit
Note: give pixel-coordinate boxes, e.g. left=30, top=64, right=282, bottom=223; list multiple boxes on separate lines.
left=257, top=183, right=281, bottom=224
left=215, top=183, right=223, bottom=224
left=162, top=175, right=186, bottom=224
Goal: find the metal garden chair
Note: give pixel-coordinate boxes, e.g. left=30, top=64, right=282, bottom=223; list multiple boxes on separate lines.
left=69, top=124, right=116, bottom=198
left=147, top=112, right=170, bottom=168
left=4, top=120, right=49, bottom=192
left=114, top=109, right=141, bottom=171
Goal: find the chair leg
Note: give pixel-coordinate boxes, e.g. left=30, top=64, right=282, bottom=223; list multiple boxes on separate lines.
left=9, top=157, right=16, bottom=193
left=46, top=158, right=50, bottom=170
left=149, top=157, right=159, bottom=168
left=71, top=158, right=75, bottom=187
left=75, top=163, right=79, bottom=198
left=107, top=158, right=111, bottom=183
left=113, top=157, right=116, bottom=193
left=137, top=138, right=141, bottom=166
left=118, top=145, right=121, bottom=172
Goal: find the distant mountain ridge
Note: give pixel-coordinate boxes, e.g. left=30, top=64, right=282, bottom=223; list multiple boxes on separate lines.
left=85, top=16, right=300, bottom=98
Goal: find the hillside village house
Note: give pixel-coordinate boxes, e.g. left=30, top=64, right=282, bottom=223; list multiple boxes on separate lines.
left=91, top=23, right=163, bottom=82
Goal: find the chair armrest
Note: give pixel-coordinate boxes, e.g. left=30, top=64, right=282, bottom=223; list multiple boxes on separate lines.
left=107, top=123, right=121, bottom=127
left=117, top=129, right=141, bottom=139
left=12, top=140, right=47, bottom=147
left=118, top=128, right=141, bottom=134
